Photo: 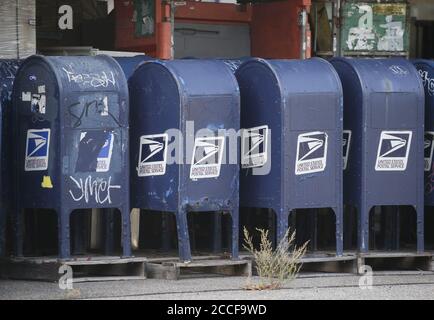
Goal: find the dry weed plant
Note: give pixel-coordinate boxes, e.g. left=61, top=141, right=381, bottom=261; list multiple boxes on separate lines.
left=243, top=227, right=308, bottom=290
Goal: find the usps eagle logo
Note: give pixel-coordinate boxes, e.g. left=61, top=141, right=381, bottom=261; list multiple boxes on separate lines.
left=190, top=136, right=225, bottom=180
left=241, top=125, right=268, bottom=169
left=375, top=131, right=412, bottom=171
left=295, top=132, right=328, bottom=175
left=25, top=129, right=51, bottom=171
left=425, top=132, right=434, bottom=172
left=138, top=134, right=169, bottom=177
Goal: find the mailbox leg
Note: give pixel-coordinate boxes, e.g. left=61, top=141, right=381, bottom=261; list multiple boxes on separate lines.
left=358, top=203, right=370, bottom=253
left=343, top=205, right=354, bottom=250
left=268, top=209, right=277, bottom=249
left=58, top=209, right=71, bottom=260
left=104, top=209, right=115, bottom=256
left=333, top=206, right=344, bottom=257
left=121, top=206, right=132, bottom=258
left=0, top=208, right=6, bottom=257
left=212, top=212, right=222, bottom=254
left=383, top=206, right=399, bottom=251
left=277, top=208, right=289, bottom=245
left=310, top=210, right=318, bottom=252
left=416, top=206, right=424, bottom=253
left=176, top=208, right=192, bottom=262
left=72, top=210, right=88, bottom=255
left=230, top=208, right=239, bottom=260
left=161, top=213, right=171, bottom=252
left=14, top=209, right=24, bottom=257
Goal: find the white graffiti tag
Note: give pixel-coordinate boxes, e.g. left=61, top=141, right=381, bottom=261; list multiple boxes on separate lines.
left=419, top=70, right=434, bottom=96
left=62, top=66, right=116, bottom=88
left=69, top=176, right=121, bottom=204
left=389, top=65, right=408, bottom=76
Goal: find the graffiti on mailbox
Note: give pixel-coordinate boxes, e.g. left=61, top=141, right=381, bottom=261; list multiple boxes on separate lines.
left=419, top=69, right=434, bottom=96
left=0, top=60, right=19, bottom=80
left=67, top=97, right=120, bottom=128
left=68, top=176, right=121, bottom=205
left=62, top=66, right=116, bottom=88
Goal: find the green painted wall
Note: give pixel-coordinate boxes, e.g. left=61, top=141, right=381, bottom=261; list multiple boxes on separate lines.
left=341, top=1, right=409, bottom=54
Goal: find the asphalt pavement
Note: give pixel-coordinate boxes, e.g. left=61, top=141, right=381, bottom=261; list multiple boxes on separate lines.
left=1, top=271, right=434, bottom=300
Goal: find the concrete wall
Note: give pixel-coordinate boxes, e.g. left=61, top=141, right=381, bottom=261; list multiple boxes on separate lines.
left=0, top=0, right=36, bottom=59
left=174, top=22, right=251, bottom=58
left=409, top=0, right=434, bottom=21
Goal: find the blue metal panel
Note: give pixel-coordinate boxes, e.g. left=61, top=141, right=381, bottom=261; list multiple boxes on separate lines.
left=183, top=57, right=250, bottom=74
left=129, top=60, right=240, bottom=261
left=0, top=60, right=20, bottom=257
left=221, top=58, right=250, bottom=74
left=414, top=60, right=434, bottom=206
left=12, top=55, right=131, bottom=259
left=115, top=55, right=152, bottom=80
left=331, top=58, right=425, bottom=253
left=236, top=58, right=344, bottom=256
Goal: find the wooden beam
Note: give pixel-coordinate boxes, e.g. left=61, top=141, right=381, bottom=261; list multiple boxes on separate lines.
left=174, top=1, right=252, bottom=24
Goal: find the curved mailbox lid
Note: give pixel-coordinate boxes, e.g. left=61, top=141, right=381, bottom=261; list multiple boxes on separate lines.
left=115, top=55, right=152, bottom=80
left=153, top=59, right=240, bottom=97
left=332, top=58, right=423, bottom=96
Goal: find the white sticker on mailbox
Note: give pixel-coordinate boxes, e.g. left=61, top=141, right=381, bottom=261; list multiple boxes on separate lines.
left=375, top=131, right=412, bottom=171
left=79, top=131, right=114, bottom=173
left=25, top=129, right=51, bottom=171
left=295, top=131, right=328, bottom=175
left=241, top=125, right=269, bottom=169
left=190, top=136, right=225, bottom=180
left=138, top=133, right=168, bottom=177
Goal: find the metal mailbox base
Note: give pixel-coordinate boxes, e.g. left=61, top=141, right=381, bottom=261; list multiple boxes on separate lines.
left=354, top=204, right=424, bottom=254
left=13, top=207, right=132, bottom=260
left=154, top=206, right=239, bottom=263
left=270, top=206, right=343, bottom=257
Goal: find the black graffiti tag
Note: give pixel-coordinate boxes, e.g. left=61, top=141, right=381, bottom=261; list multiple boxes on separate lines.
left=68, top=99, right=121, bottom=128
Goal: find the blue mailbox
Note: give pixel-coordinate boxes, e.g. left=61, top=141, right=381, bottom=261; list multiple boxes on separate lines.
left=0, top=60, right=20, bottom=257
left=331, top=58, right=425, bottom=253
left=236, top=58, right=344, bottom=256
left=414, top=60, right=434, bottom=206
left=12, top=55, right=131, bottom=259
left=129, top=60, right=240, bottom=262
left=115, top=55, right=151, bottom=80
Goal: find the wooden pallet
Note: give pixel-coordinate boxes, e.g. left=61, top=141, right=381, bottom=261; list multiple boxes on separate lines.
left=0, top=256, right=147, bottom=283
left=299, top=253, right=358, bottom=273
left=241, top=252, right=358, bottom=274
left=146, top=258, right=252, bottom=280
left=356, top=252, right=433, bottom=274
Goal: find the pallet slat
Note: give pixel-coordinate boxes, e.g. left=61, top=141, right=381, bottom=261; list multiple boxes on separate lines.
left=0, top=257, right=147, bottom=282
left=147, top=259, right=252, bottom=280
